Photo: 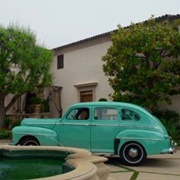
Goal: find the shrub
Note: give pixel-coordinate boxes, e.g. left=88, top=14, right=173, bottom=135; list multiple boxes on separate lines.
left=42, top=99, right=50, bottom=112
left=98, top=98, right=107, bottom=101
left=0, top=129, right=11, bottom=139
left=4, top=117, right=10, bottom=129
left=11, top=119, right=22, bottom=129
left=30, top=97, right=42, bottom=104
left=4, top=117, right=22, bottom=130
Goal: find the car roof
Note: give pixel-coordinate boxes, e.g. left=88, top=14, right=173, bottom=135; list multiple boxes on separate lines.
left=71, top=101, right=148, bottom=113
left=66, top=101, right=155, bottom=119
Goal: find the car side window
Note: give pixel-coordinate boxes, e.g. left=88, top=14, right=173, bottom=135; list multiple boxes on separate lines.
left=66, top=108, right=89, bottom=120
left=121, top=108, right=140, bottom=120
left=94, top=107, right=118, bottom=120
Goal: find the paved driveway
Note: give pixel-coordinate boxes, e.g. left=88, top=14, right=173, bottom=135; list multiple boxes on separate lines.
left=107, top=150, right=180, bottom=180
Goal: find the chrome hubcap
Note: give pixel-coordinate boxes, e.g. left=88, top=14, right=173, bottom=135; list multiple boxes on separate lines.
left=128, top=148, right=138, bottom=158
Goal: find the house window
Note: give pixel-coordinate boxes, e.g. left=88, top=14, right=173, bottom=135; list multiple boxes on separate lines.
left=57, top=54, right=64, bottom=69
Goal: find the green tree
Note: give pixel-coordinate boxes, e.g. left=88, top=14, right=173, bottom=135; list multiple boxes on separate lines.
left=0, top=24, right=53, bottom=127
left=102, top=16, right=180, bottom=112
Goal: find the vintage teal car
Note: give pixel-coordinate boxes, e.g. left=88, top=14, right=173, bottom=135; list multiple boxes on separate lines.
left=11, top=102, right=177, bottom=165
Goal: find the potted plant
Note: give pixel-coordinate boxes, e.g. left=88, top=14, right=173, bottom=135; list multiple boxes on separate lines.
left=29, top=97, right=43, bottom=113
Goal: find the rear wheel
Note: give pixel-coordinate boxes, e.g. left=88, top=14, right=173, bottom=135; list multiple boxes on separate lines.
left=20, top=137, right=39, bottom=146
left=120, top=142, right=146, bottom=166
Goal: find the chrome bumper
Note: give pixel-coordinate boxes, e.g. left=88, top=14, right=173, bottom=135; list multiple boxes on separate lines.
left=169, top=140, right=177, bottom=154
left=161, top=140, right=177, bottom=154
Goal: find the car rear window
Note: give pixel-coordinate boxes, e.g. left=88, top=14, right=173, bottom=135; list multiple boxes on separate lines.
left=121, top=108, right=141, bottom=120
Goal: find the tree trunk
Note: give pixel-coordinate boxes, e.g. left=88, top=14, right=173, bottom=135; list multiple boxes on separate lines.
left=0, top=92, right=5, bottom=128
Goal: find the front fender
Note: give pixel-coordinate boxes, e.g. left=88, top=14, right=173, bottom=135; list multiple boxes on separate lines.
left=116, top=129, right=169, bottom=155
left=12, top=126, right=59, bottom=146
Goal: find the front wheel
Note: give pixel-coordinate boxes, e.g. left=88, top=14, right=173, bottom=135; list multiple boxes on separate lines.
left=120, top=142, right=146, bottom=166
left=19, top=137, right=40, bottom=146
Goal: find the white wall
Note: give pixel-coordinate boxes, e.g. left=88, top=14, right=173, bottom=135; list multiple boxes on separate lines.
left=51, top=38, right=113, bottom=115
left=159, top=95, right=180, bottom=113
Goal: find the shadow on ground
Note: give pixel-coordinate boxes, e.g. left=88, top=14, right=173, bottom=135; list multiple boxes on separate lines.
left=106, top=155, right=178, bottom=168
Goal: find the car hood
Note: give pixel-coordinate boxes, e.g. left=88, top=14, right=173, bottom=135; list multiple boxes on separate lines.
left=21, top=118, right=60, bottom=129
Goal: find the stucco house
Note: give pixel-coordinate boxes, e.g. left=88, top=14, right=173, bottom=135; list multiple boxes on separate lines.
left=50, top=32, right=112, bottom=117
left=5, top=14, right=180, bottom=120
left=50, top=14, right=180, bottom=117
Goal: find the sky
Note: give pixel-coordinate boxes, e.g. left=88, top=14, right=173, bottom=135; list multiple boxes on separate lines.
left=0, top=0, right=179, bottom=49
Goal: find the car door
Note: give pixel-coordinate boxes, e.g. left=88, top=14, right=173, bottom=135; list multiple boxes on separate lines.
left=57, top=107, right=91, bottom=149
left=91, top=106, right=120, bottom=153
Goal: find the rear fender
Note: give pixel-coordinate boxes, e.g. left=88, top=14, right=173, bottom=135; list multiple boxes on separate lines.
left=12, top=126, right=59, bottom=146
left=115, top=129, right=166, bottom=155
